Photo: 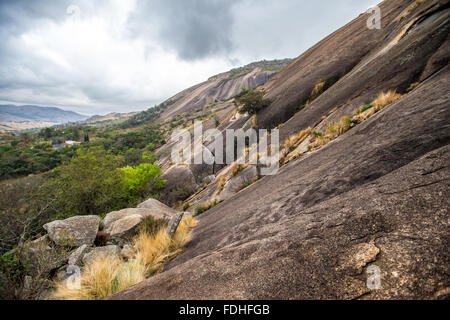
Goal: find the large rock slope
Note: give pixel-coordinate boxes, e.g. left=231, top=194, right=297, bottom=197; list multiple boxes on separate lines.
left=110, top=0, right=450, bottom=300
left=110, top=64, right=450, bottom=300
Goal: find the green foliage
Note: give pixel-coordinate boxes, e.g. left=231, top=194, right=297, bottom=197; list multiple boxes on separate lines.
left=121, top=163, right=166, bottom=203
left=237, top=180, right=255, bottom=191
left=357, top=104, right=373, bottom=114
left=235, top=88, right=271, bottom=115
left=194, top=201, right=218, bottom=217
left=39, top=147, right=127, bottom=219
left=92, top=125, right=163, bottom=154
left=38, top=146, right=166, bottom=220
left=0, top=140, right=78, bottom=179
left=312, top=130, right=323, bottom=137
left=0, top=252, right=27, bottom=288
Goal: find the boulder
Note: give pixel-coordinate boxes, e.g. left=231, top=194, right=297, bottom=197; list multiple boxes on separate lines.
left=136, top=198, right=178, bottom=216
left=43, top=215, right=100, bottom=247
left=218, top=165, right=258, bottom=201
left=82, top=245, right=120, bottom=266
left=168, top=212, right=184, bottom=237
left=102, top=208, right=173, bottom=246
left=68, top=244, right=89, bottom=266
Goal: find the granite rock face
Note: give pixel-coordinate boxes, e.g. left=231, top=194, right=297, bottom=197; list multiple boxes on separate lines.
left=108, top=0, right=450, bottom=298
left=43, top=216, right=100, bottom=247
left=82, top=245, right=121, bottom=266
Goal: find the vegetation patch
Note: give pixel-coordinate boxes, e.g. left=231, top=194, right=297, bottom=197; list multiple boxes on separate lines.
left=235, top=87, right=271, bottom=115
left=52, top=216, right=197, bottom=300
left=194, top=201, right=218, bottom=217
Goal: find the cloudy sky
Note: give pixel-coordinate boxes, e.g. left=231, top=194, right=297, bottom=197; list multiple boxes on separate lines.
left=0, top=0, right=377, bottom=116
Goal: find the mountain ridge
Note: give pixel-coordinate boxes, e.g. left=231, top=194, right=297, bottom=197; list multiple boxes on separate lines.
left=0, top=104, right=88, bottom=131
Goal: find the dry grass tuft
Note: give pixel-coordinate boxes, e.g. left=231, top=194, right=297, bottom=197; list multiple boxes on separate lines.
left=372, top=90, right=402, bottom=111
left=310, top=116, right=353, bottom=149
left=52, top=216, right=197, bottom=300
left=310, top=81, right=326, bottom=100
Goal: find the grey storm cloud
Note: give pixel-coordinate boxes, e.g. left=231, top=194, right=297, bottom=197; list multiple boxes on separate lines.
left=127, top=0, right=239, bottom=61
left=0, top=0, right=377, bottom=115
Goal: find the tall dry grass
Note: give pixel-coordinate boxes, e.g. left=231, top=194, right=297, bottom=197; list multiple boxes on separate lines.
left=52, top=216, right=197, bottom=300
left=354, top=90, right=402, bottom=122
left=372, top=90, right=402, bottom=111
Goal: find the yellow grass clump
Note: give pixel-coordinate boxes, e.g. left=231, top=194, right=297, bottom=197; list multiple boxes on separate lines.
left=52, top=216, right=197, bottom=300
left=372, top=90, right=402, bottom=111
left=310, top=116, right=353, bottom=149
left=299, top=128, right=312, bottom=140
left=311, top=81, right=326, bottom=99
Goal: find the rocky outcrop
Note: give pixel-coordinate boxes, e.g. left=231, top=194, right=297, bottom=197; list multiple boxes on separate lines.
left=102, top=207, right=172, bottom=246
left=5, top=197, right=185, bottom=299
left=109, top=68, right=450, bottom=299
left=159, top=164, right=199, bottom=205
left=158, top=60, right=291, bottom=122
left=68, top=244, right=89, bottom=266
left=108, top=0, right=449, bottom=299
left=43, top=216, right=100, bottom=247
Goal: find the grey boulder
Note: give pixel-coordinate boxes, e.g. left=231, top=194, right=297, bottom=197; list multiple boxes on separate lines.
left=82, top=245, right=120, bottom=266
left=43, top=215, right=100, bottom=247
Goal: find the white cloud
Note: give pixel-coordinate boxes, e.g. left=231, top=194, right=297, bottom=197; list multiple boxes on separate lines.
left=0, top=0, right=376, bottom=115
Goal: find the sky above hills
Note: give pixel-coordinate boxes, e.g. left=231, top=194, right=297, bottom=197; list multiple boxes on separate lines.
left=0, top=0, right=377, bottom=115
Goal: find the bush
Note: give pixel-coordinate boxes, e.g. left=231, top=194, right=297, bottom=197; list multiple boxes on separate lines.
left=235, top=88, right=271, bottom=115
left=38, top=147, right=127, bottom=219
left=121, top=163, right=166, bottom=203
left=38, top=147, right=165, bottom=220
left=194, top=201, right=218, bottom=217
left=373, top=90, right=402, bottom=111
left=0, top=252, right=26, bottom=288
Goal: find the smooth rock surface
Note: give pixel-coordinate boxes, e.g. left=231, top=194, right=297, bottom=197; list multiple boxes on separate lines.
left=43, top=215, right=100, bottom=247
left=82, top=245, right=120, bottom=266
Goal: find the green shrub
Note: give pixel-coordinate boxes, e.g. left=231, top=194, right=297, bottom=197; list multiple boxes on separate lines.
left=358, top=104, right=373, bottom=114
left=121, top=163, right=166, bottom=203
left=0, top=252, right=27, bottom=288
left=194, top=201, right=218, bottom=217
left=235, top=88, right=271, bottom=115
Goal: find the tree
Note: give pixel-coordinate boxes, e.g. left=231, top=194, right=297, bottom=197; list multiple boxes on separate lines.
left=234, top=88, right=271, bottom=115
left=121, top=163, right=166, bottom=203
left=39, top=147, right=128, bottom=219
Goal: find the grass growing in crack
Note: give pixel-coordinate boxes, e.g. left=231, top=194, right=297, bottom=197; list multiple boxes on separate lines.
left=194, top=201, right=218, bottom=217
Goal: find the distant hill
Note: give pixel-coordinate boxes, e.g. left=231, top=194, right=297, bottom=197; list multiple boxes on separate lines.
left=156, top=59, right=292, bottom=122
left=80, top=112, right=139, bottom=125
left=0, top=105, right=88, bottom=131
